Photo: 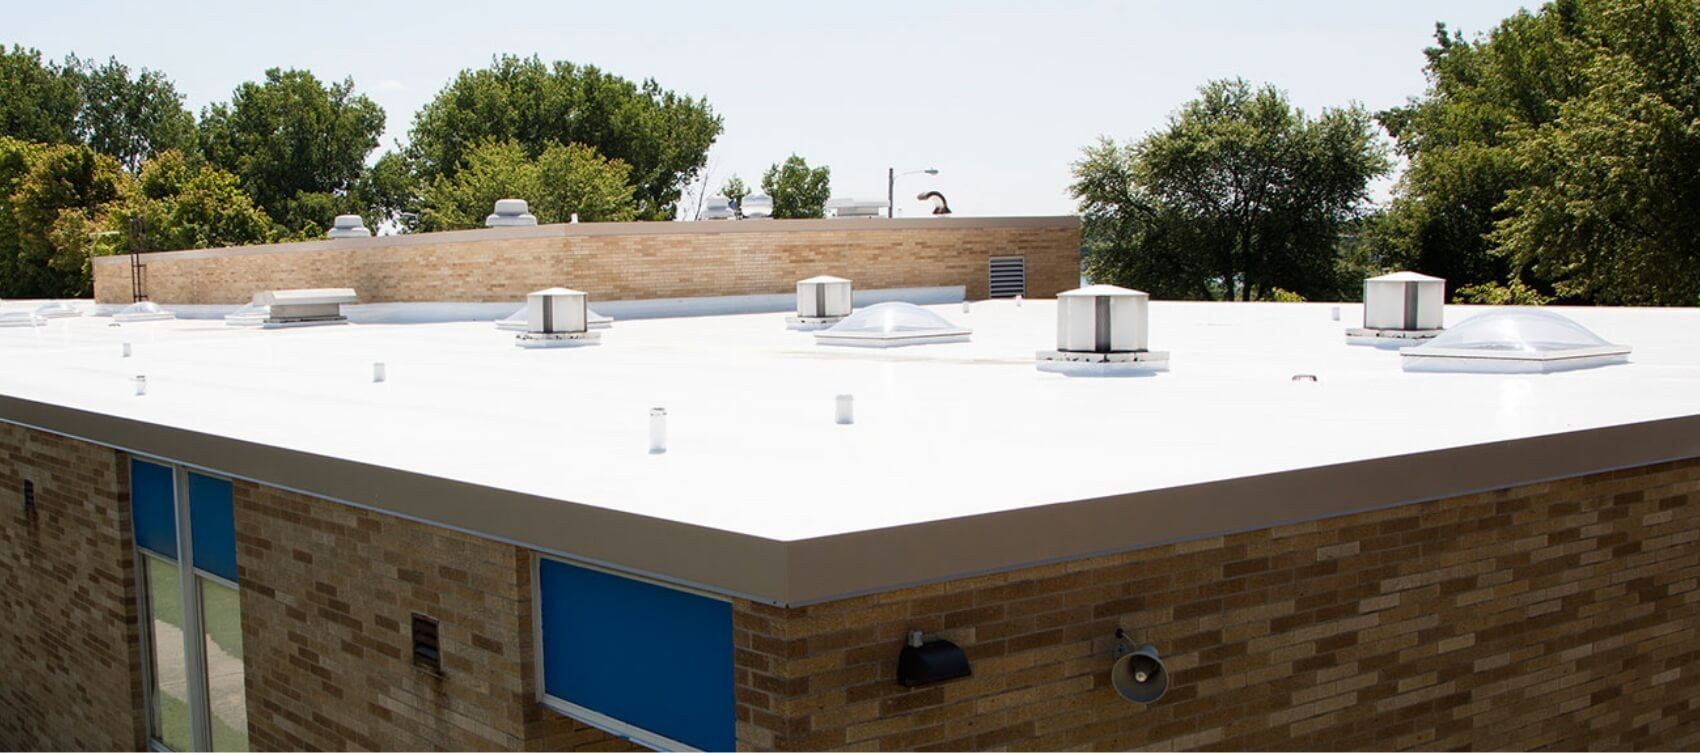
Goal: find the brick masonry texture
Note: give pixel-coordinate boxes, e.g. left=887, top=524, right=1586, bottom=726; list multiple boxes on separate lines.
left=0, top=422, right=146, bottom=751
left=232, top=479, right=634, bottom=752
left=91, top=219, right=1081, bottom=306
left=732, top=458, right=1700, bottom=751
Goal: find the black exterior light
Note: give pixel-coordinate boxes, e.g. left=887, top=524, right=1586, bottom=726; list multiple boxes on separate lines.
left=896, top=629, right=971, bottom=687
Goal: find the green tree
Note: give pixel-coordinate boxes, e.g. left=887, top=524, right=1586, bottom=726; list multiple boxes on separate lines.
left=761, top=155, right=831, bottom=219
left=419, top=140, right=636, bottom=230
left=1370, top=6, right=1593, bottom=293
left=199, top=68, right=385, bottom=230
left=350, top=151, right=421, bottom=233
left=407, top=55, right=721, bottom=220
left=1071, top=80, right=1390, bottom=301
left=2, top=141, right=125, bottom=296
left=1492, top=0, right=1700, bottom=305
left=102, top=150, right=275, bottom=254
left=719, top=175, right=749, bottom=216
left=0, top=46, right=80, bottom=145
left=71, top=56, right=197, bottom=172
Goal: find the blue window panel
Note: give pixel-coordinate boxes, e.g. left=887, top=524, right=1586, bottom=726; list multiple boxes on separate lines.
left=130, top=459, right=176, bottom=559
left=188, top=473, right=238, bottom=582
left=539, top=559, right=733, bottom=751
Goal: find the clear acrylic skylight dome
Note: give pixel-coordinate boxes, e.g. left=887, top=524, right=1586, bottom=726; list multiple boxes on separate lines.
left=814, top=302, right=971, bottom=347
left=34, top=301, right=80, bottom=318
left=114, top=300, right=175, bottom=323
left=1401, top=308, right=1630, bottom=373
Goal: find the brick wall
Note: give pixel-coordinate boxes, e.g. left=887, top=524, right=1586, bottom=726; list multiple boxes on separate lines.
left=0, top=422, right=147, bottom=751
left=733, top=458, right=1700, bottom=751
left=233, top=480, right=633, bottom=752
left=90, top=217, right=1081, bottom=306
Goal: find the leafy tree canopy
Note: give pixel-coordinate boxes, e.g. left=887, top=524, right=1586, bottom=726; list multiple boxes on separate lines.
left=419, top=139, right=637, bottom=231
left=407, top=55, right=721, bottom=220
left=719, top=175, right=750, bottom=216
left=0, top=139, right=125, bottom=296
left=199, top=68, right=385, bottom=230
left=70, top=55, right=197, bottom=172
left=0, top=46, right=80, bottom=146
left=1071, top=79, right=1390, bottom=301
left=762, top=155, right=831, bottom=219
left=101, top=150, right=275, bottom=255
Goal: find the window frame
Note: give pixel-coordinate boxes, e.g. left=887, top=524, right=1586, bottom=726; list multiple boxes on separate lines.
left=530, top=554, right=730, bottom=753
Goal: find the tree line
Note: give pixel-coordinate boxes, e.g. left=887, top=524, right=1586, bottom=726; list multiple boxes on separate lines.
left=1074, top=0, right=1700, bottom=306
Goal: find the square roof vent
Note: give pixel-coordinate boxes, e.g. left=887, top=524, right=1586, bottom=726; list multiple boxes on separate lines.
left=787, top=275, right=852, bottom=331
left=1038, top=285, right=1168, bottom=375
left=515, top=288, right=601, bottom=348
left=256, top=288, right=356, bottom=328
left=1347, top=272, right=1444, bottom=345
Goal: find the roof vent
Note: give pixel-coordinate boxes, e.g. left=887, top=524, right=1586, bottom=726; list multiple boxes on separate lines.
left=1037, top=285, right=1169, bottom=375
left=1401, top=309, right=1630, bottom=373
left=486, top=198, right=538, bottom=227
left=113, top=301, right=174, bottom=323
left=515, top=288, right=601, bottom=348
left=34, top=301, right=80, bottom=319
left=787, top=275, right=852, bottom=330
left=814, top=302, right=970, bottom=348
left=326, top=214, right=371, bottom=238
left=701, top=196, right=735, bottom=220
left=1347, top=271, right=1445, bottom=345
left=255, top=288, right=356, bottom=328
left=498, top=304, right=610, bottom=331
left=741, top=194, right=773, bottom=219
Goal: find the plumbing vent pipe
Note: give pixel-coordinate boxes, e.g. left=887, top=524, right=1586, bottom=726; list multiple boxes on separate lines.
left=486, top=198, right=538, bottom=227
left=326, top=214, right=371, bottom=238
left=787, top=275, right=853, bottom=330
left=1037, top=285, right=1169, bottom=376
left=1346, top=271, right=1445, bottom=344
left=256, top=288, right=357, bottom=328
left=515, top=287, right=601, bottom=348
left=649, top=408, right=667, bottom=453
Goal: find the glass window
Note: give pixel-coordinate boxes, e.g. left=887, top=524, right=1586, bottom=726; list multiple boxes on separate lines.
left=200, top=577, right=249, bottom=752
left=144, top=555, right=193, bottom=752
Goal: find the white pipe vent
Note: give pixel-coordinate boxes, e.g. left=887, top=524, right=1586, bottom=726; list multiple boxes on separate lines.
left=326, top=214, right=371, bottom=238
left=1037, top=285, right=1168, bottom=375
left=787, top=275, right=852, bottom=330
left=255, top=288, right=356, bottom=328
left=1347, top=271, right=1445, bottom=344
left=486, top=199, right=538, bottom=227
left=515, top=287, right=601, bottom=348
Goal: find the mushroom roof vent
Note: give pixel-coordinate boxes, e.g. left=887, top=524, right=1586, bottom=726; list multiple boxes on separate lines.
left=1402, top=309, right=1630, bottom=373
left=1038, top=284, right=1169, bottom=375
left=1348, top=270, right=1446, bottom=345
left=486, top=198, right=538, bottom=227
left=327, top=214, right=371, bottom=238
left=789, top=275, right=853, bottom=330
left=814, top=302, right=970, bottom=347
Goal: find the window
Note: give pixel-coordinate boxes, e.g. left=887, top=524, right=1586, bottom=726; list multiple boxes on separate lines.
left=535, top=557, right=734, bottom=752
left=131, top=459, right=249, bottom=752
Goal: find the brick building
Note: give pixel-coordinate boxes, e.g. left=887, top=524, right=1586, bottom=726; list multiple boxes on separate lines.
left=4, top=241, right=1700, bottom=751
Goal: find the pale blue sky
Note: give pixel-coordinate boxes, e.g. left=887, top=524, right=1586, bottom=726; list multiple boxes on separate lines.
left=10, top=1, right=1532, bottom=217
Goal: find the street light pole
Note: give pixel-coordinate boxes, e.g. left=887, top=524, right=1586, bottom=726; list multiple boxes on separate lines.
left=888, top=167, right=940, bottom=218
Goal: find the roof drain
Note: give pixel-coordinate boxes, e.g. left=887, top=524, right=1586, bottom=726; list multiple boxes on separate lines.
left=514, top=288, right=601, bottom=348
left=1037, top=285, right=1169, bottom=376
left=256, top=288, right=356, bottom=328
left=787, top=276, right=852, bottom=331
left=1346, top=272, right=1445, bottom=347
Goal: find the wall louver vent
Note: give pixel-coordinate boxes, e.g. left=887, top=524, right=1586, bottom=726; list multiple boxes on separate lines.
left=411, top=613, right=441, bottom=673
left=988, top=257, right=1026, bottom=299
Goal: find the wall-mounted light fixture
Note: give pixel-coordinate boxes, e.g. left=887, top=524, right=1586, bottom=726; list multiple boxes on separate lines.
left=896, top=629, right=970, bottom=687
left=1110, top=628, right=1168, bottom=704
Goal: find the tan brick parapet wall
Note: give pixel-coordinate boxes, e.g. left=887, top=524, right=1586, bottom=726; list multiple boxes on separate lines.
left=90, top=216, right=1082, bottom=306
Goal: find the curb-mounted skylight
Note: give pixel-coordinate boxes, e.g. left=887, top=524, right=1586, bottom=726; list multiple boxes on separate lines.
left=34, top=301, right=81, bottom=319
left=114, top=301, right=175, bottom=323
left=0, top=311, right=44, bottom=328
left=814, top=302, right=970, bottom=347
left=1401, top=309, right=1630, bottom=373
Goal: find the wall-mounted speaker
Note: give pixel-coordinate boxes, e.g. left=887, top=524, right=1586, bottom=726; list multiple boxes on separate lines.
left=1110, top=629, right=1168, bottom=704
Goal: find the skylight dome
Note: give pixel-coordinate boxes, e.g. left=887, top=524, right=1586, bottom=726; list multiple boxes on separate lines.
left=34, top=301, right=80, bottom=319
left=0, top=311, right=43, bottom=328
left=1401, top=309, right=1630, bottom=373
left=224, top=300, right=269, bottom=327
left=114, top=301, right=174, bottom=323
left=814, top=302, right=970, bottom=347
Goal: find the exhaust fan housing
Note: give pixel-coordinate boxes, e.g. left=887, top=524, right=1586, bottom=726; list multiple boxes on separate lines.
left=326, top=214, right=371, bottom=238
left=486, top=198, right=539, bottom=227
left=1037, top=285, right=1168, bottom=375
left=256, top=288, right=357, bottom=328
left=1347, top=271, right=1445, bottom=344
left=516, top=287, right=601, bottom=348
left=787, top=275, right=853, bottom=330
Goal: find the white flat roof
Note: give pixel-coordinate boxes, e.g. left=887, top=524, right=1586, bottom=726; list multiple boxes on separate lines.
left=4, top=298, right=1699, bottom=601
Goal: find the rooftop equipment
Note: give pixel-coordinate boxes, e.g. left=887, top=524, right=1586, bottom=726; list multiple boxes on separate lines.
left=0, top=311, right=44, bottom=328
left=701, top=196, right=735, bottom=220
left=515, top=287, right=601, bottom=348
left=1037, top=285, right=1169, bottom=375
left=1401, top=309, right=1630, bottom=373
left=787, top=275, right=853, bottom=330
left=498, top=305, right=610, bottom=331
left=826, top=198, right=886, bottom=218
left=741, top=194, right=773, bottom=220
left=326, top=214, right=371, bottom=238
left=223, top=297, right=270, bottom=327
left=113, top=301, right=175, bottom=323
left=486, top=199, right=539, bottom=227
left=255, top=288, right=357, bottom=328
left=1346, top=271, right=1445, bottom=344
left=814, top=302, right=971, bottom=348
left=34, top=301, right=81, bottom=319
